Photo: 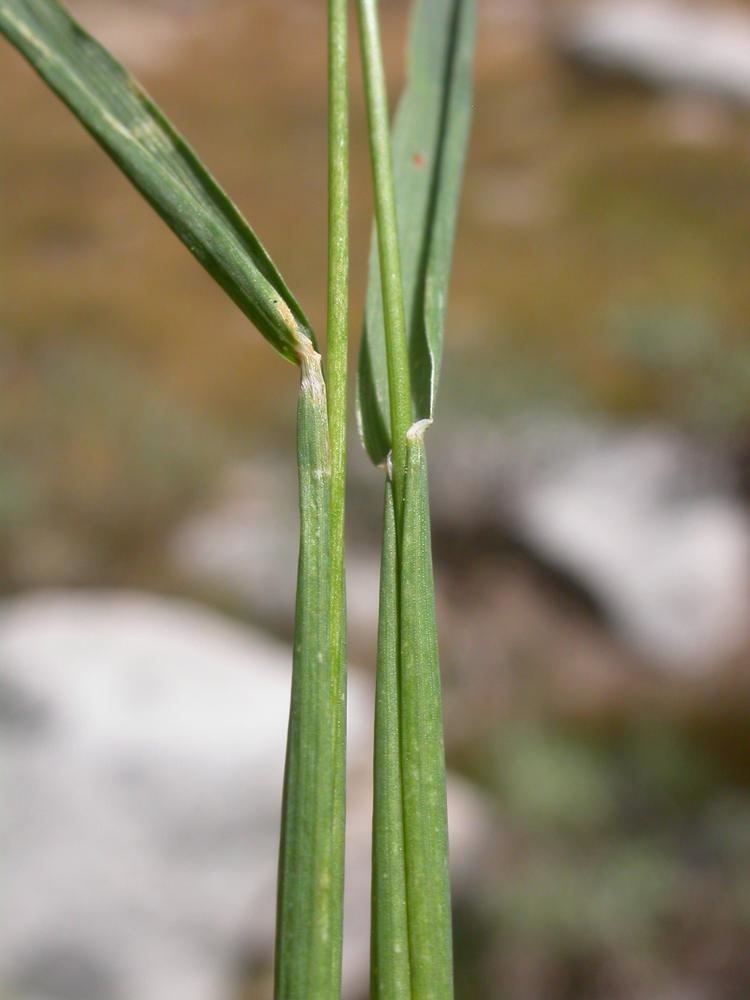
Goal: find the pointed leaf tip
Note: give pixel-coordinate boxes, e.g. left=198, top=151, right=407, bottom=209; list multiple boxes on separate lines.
left=357, top=0, right=476, bottom=464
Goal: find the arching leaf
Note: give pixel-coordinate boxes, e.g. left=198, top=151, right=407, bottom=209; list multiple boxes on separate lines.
left=0, top=0, right=313, bottom=363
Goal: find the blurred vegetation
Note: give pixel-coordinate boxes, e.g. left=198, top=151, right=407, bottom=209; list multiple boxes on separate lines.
left=453, top=718, right=750, bottom=998
left=0, top=342, right=231, bottom=586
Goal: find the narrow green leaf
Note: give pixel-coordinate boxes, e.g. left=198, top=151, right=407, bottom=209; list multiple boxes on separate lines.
left=275, top=349, right=345, bottom=998
left=0, top=0, right=313, bottom=363
left=358, top=0, right=476, bottom=465
left=399, top=421, right=453, bottom=998
left=371, top=475, right=410, bottom=999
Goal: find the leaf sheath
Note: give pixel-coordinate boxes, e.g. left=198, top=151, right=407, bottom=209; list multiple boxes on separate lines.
left=399, top=422, right=453, bottom=999
left=274, top=351, right=345, bottom=999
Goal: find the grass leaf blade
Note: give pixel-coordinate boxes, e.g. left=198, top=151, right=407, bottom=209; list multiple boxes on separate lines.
left=274, top=349, right=345, bottom=997
left=358, top=0, right=476, bottom=465
left=0, top=0, right=313, bottom=363
left=399, top=421, right=453, bottom=998
left=371, top=475, right=411, bottom=999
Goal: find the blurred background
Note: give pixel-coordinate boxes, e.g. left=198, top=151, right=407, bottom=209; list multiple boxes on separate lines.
left=3, top=0, right=750, bottom=997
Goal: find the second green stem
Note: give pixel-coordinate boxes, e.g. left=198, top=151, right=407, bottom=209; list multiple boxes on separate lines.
left=355, top=0, right=413, bottom=505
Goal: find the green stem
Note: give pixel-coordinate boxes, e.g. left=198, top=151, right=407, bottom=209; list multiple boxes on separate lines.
left=371, top=475, right=411, bottom=999
left=326, top=0, right=349, bottom=730
left=326, top=0, right=349, bottom=520
left=355, top=0, right=412, bottom=505
left=275, top=7, right=349, bottom=994
left=325, top=2, right=349, bottom=995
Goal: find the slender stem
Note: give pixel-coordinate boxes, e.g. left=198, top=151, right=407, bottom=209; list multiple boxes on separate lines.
left=274, top=8, right=349, bottom=993
left=324, top=3, right=349, bottom=995
left=355, top=0, right=412, bottom=505
left=326, top=0, right=349, bottom=668
left=371, top=475, right=411, bottom=998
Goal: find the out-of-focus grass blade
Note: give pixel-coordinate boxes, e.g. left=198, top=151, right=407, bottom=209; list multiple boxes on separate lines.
left=399, top=420, right=453, bottom=998
left=275, top=348, right=345, bottom=998
left=0, top=0, right=313, bottom=363
left=371, top=476, right=410, bottom=999
left=358, top=0, right=476, bottom=465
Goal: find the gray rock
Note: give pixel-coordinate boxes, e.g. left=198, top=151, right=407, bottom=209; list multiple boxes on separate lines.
left=0, top=590, right=490, bottom=1000
left=429, top=420, right=750, bottom=670
left=172, top=420, right=750, bottom=670
left=558, top=0, right=750, bottom=106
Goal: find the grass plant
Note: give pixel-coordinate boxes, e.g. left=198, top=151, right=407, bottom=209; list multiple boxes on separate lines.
left=0, top=0, right=475, bottom=995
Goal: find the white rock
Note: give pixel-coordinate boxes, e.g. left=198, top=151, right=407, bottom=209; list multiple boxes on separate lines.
left=512, top=428, right=750, bottom=669
left=173, top=421, right=750, bottom=670
left=430, top=421, right=750, bottom=670
left=559, top=0, right=750, bottom=105
left=0, top=590, right=489, bottom=1000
